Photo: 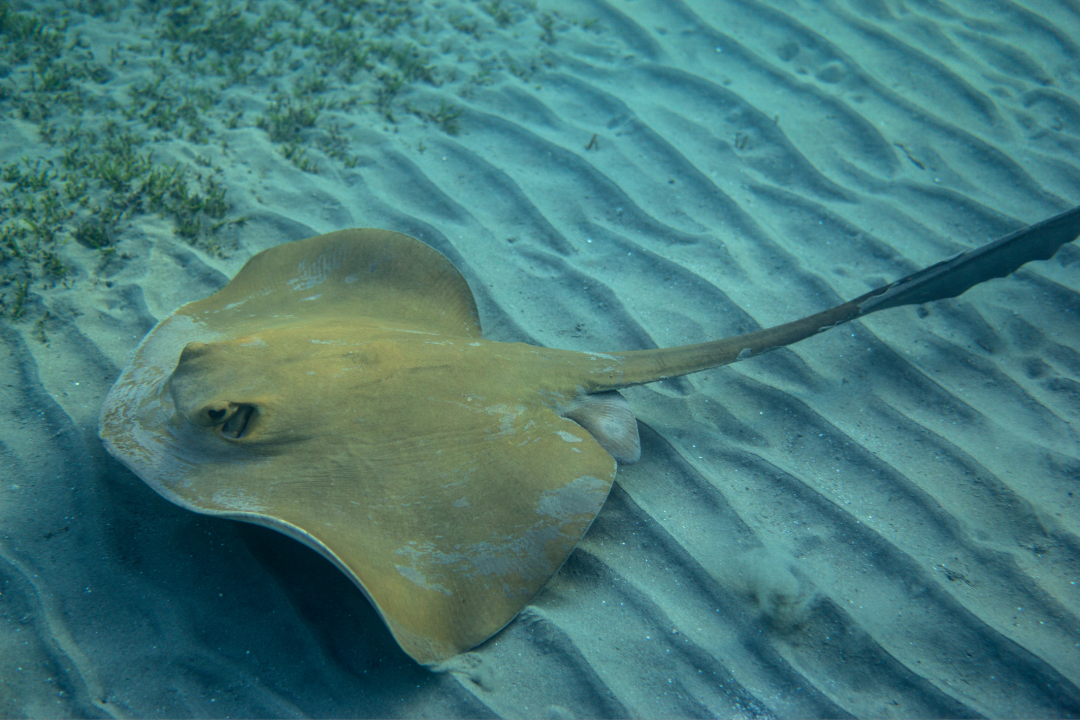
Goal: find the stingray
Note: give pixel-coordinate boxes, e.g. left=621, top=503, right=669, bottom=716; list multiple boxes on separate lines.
left=100, top=206, right=1080, bottom=666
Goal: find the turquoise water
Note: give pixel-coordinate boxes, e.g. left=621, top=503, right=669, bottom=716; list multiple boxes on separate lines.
left=1, top=0, right=1078, bottom=717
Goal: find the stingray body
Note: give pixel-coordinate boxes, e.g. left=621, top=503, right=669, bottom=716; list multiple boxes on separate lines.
left=101, top=207, right=1080, bottom=666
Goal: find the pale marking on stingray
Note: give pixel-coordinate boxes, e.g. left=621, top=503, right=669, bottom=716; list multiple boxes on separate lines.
left=333, top=364, right=367, bottom=377
left=239, top=337, right=267, bottom=347
left=537, top=476, right=607, bottom=521
left=211, top=489, right=269, bottom=513
left=555, top=431, right=583, bottom=443
left=483, top=403, right=525, bottom=437
left=439, top=463, right=477, bottom=490
left=399, top=522, right=571, bottom=586
left=374, top=326, right=439, bottom=335
left=301, top=294, right=323, bottom=302
left=396, top=565, right=453, bottom=596
left=289, top=248, right=346, bottom=291
left=466, top=534, right=560, bottom=582
left=395, top=543, right=454, bottom=594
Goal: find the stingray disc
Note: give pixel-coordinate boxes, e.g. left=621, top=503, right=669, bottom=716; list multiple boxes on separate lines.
left=100, top=230, right=618, bottom=665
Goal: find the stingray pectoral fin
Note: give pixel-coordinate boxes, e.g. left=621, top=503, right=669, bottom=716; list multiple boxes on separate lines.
left=294, top=412, right=615, bottom=666
left=594, top=205, right=1080, bottom=388
left=160, top=395, right=618, bottom=667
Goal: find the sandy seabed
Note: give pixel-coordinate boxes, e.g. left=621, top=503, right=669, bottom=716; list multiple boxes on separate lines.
left=1, top=0, right=1079, bottom=717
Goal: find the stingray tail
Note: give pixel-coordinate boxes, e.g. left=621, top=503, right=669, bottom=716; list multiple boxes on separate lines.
left=598, top=205, right=1080, bottom=389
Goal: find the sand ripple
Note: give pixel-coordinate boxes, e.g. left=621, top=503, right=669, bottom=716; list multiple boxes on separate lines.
left=1, top=0, right=1078, bottom=717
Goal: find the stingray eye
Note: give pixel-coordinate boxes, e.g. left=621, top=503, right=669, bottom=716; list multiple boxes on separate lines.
left=199, top=401, right=231, bottom=426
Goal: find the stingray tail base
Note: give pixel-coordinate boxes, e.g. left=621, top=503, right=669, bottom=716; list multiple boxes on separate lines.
left=600, top=205, right=1080, bottom=388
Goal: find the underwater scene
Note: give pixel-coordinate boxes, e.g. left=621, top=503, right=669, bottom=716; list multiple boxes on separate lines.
left=1, top=0, right=1078, bottom=717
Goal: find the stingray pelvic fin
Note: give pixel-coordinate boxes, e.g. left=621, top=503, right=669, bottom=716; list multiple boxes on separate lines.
left=560, top=390, right=641, bottom=465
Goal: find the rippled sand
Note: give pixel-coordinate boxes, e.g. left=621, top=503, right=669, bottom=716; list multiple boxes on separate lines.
left=1, top=0, right=1078, bottom=717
